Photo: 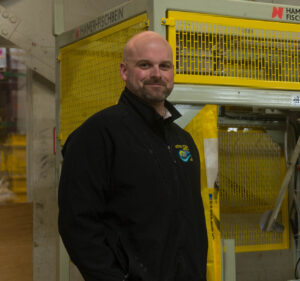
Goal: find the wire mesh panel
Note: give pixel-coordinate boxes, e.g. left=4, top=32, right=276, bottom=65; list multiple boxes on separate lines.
left=59, top=14, right=148, bottom=144
left=165, top=11, right=300, bottom=90
left=219, top=129, right=289, bottom=252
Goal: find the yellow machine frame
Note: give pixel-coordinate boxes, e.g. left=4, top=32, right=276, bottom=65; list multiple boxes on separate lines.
left=164, top=11, right=300, bottom=90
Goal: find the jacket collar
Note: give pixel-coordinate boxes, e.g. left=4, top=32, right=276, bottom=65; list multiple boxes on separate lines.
left=118, top=88, right=181, bottom=127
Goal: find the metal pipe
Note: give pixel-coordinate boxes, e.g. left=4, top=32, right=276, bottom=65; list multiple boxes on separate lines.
left=266, top=137, right=300, bottom=232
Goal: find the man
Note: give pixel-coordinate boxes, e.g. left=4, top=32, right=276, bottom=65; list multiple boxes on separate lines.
left=58, top=31, right=208, bottom=281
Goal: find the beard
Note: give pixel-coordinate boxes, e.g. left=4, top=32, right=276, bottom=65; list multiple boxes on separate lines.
left=140, top=79, right=173, bottom=103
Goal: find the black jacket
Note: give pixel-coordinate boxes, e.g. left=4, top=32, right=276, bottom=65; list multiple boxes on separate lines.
left=58, top=88, right=208, bottom=281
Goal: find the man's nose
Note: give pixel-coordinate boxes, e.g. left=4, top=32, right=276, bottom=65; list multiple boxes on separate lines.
left=150, top=65, right=161, bottom=78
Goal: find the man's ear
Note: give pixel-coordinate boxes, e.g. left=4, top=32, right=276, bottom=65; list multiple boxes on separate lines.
left=120, top=62, right=127, bottom=81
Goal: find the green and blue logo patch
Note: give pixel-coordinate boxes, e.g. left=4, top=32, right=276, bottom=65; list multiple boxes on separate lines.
left=175, top=144, right=193, bottom=162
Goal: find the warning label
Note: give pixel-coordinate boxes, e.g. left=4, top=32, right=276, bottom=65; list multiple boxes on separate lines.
left=291, top=95, right=300, bottom=106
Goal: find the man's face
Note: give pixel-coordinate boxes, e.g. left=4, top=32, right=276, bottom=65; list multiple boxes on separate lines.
left=120, top=39, right=174, bottom=106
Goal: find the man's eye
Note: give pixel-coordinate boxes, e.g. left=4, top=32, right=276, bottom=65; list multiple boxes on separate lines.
left=160, top=63, right=172, bottom=70
left=139, top=63, right=150, bottom=69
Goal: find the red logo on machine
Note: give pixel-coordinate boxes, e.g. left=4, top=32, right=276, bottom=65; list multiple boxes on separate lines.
left=272, top=7, right=284, bottom=19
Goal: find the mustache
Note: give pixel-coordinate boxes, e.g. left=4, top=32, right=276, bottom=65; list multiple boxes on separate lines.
left=144, top=80, right=166, bottom=86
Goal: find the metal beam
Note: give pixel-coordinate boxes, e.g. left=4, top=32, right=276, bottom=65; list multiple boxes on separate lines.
left=223, top=239, right=236, bottom=281
left=169, top=84, right=300, bottom=110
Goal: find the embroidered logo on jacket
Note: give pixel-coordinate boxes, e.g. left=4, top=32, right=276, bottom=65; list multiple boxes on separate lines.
left=175, top=144, right=193, bottom=162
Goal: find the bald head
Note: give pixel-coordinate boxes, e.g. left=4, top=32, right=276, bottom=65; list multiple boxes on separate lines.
left=122, top=31, right=172, bottom=63
left=120, top=31, right=174, bottom=116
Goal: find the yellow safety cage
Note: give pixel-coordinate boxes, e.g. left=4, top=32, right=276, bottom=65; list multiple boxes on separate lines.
left=163, top=10, right=300, bottom=90
left=58, top=14, right=148, bottom=144
left=164, top=10, right=290, bottom=254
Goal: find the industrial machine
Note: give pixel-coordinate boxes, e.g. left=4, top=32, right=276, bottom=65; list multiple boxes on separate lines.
left=56, top=0, right=300, bottom=280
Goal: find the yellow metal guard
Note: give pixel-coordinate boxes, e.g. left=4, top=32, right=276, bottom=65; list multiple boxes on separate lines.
left=164, top=11, right=300, bottom=90
left=219, top=129, right=289, bottom=252
left=59, top=14, right=148, bottom=144
left=185, top=105, right=221, bottom=281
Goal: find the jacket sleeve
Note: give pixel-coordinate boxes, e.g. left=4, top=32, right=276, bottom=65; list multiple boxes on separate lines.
left=58, top=118, right=125, bottom=281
